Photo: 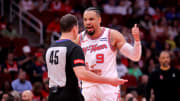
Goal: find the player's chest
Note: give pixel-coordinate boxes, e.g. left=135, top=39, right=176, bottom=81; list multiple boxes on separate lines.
left=81, top=38, right=110, bottom=54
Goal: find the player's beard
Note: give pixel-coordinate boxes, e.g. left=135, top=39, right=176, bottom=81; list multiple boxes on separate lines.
left=162, top=62, right=170, bottom=67
left=86, top=30, right=95, bottom=36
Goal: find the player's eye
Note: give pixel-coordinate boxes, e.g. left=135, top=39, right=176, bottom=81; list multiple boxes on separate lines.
left=84, top=18, right=87, bottom=21
left=89, top=18, right=94, bottom=21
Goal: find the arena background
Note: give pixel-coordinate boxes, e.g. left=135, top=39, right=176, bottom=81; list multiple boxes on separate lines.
left=0, top=0, right=179, bottom=101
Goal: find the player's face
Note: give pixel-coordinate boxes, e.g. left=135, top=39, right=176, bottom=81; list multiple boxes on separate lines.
left=83, top=11, right=101, bottom=36
left=159, top=52, right=170, bottom=67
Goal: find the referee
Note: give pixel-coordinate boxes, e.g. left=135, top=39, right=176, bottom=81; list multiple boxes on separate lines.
left=45, top=14, right=128, bottom=101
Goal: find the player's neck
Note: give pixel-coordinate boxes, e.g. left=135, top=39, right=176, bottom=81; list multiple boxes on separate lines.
left=160, top=65, right=170, bottom=71
left=90, top=27, right=103, bottom=39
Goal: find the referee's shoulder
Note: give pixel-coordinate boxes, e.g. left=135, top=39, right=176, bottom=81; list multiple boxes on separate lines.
left=74, top=43, right=82, bottom=50
left=70, top=41, right=82, bottom=49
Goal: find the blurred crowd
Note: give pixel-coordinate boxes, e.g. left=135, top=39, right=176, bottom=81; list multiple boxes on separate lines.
left=0, top=0, right=180, bottom=101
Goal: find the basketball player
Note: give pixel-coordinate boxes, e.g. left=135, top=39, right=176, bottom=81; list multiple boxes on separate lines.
left=46, top=14, right=128, bottom=101
left=77, top=7, right=142, bottom=101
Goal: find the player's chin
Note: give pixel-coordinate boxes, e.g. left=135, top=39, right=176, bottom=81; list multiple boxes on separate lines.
left=86, top=30, right=95, bottom=36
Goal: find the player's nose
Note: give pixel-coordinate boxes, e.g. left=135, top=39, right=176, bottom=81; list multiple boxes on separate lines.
left=86, top=20, right=91, bottom=25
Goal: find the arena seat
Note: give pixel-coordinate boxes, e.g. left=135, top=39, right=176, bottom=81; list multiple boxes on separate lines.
left=0, top=37, right=12, bottom=48
left=13, top=38, right=28, bottom=57
left=122, top=74, right=137, bottom=88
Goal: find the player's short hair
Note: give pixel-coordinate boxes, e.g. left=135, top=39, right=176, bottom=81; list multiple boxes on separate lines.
left=84, top=7, right=102, bottom=17
left=60, top=14, right=78, bottom=32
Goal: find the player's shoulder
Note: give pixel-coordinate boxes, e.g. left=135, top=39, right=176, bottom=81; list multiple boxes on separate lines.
left=111, top=29, right=121, bottom=35
left=106, top=27, right=124, bottom=41
left=103, top=27, right=122, bottom=37
left=78, top=31, right=85, bottom=40
left=99, top=27, right=120, bottom=37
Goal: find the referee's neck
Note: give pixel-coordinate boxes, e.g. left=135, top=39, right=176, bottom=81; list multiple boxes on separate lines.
left=60, top=33, right=75, bottom=41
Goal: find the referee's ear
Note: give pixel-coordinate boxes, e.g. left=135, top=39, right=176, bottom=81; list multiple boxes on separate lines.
left=72, top=25, right=79, bottom=38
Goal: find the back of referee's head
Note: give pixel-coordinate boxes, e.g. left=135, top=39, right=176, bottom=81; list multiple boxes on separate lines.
left=60, top=14, right=78, bottom=33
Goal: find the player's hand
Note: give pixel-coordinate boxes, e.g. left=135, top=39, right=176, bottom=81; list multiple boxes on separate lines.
left=110, top=78, right=128, bottom=87
left=132, top=24, right=140, bottom=41
left=85, top=63, right=102, bottom=75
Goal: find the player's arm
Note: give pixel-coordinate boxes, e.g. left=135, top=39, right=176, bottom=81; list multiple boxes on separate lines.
left=111, top=24, right=142, bottom=61
left=71, top=46, right=127, bottom=86
left=74, top=34, right=102, bottom=75
left=73, top=66, right=127, bottom=86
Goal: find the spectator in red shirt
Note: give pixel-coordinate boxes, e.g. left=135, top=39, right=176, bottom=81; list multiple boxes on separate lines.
left=46, top=17, right=60, bottom=34
left=2, top=52, right=19, bottom=80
